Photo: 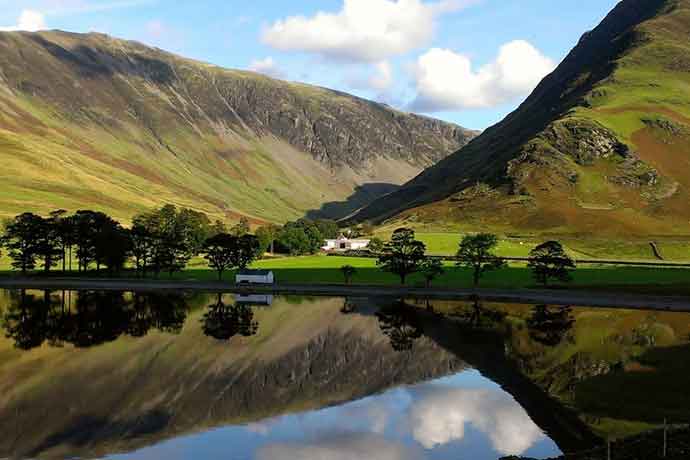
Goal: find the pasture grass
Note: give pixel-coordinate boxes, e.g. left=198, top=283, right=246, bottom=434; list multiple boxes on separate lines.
left=177, top=255, right=690, bottom=293
left=387, top=232, right=690, bottom=261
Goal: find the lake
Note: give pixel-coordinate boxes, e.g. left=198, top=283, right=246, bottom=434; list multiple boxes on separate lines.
left=1, top=290, right=689, bottom=460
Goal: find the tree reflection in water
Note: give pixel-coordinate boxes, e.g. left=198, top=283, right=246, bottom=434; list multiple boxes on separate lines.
left=453, top=296, right=507, bottom=329
left=201, top=294, right=258, bottom=341
left=526, top=305, right=575, bottom=346
left=1, top=290, right=190, bottom=350
left=3, top=291, right=51, bottom=350
left=376, top=300, right=423, bottom=352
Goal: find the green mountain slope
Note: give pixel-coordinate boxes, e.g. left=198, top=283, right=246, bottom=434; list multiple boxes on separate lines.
left=0, top=31, right=476, bottom=224
left=353, top=0, right=690, bottom=236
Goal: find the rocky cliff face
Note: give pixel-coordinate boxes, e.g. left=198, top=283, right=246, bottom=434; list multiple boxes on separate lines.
left=0, top=31, right=476, bottom=222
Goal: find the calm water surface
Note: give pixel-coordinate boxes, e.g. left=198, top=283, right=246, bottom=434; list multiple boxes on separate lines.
left=1, top=290, right=688, bottom=460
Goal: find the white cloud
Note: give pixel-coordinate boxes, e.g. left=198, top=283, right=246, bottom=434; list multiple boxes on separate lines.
left=409, top=386, right=546, bottom=455
left=369, top=61, right=394, bottom=91
left=262, top=0, right=478, bottom=63
left=345, top=61, right=394, bottom=93
left=248, top=57, right=286, bottom=79
left=410, top=40, right=555, bottom=112
left=256, top=433, right=424, bottom=460
left=0, top=10, right=47, bottom=32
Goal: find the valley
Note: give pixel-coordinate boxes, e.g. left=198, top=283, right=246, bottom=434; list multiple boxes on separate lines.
left=1, top=1, right=690, bottom=459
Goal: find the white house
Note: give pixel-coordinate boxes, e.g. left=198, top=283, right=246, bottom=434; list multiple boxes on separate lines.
left=235, top=269, right=275, bottom=285
left=322, top=234, right=371, bottom=252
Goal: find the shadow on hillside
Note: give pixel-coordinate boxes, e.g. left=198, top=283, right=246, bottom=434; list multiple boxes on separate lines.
left=27, top=35, right=175, bottom=83
left=305, top=183, right=400, bottom=220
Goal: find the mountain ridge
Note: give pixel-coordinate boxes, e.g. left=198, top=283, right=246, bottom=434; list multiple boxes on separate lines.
left=352, top=0, right=690, bottom=236
left=0, top=30, right=476, bottom=223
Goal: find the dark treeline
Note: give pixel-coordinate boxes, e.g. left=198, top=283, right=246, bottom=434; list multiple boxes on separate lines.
left=1, top=290, right=260, bottom=350
left=2, top=290, right=190, bottom=350
left=0, top=206, right=221, bottom=277
left=0, top=206, right=341, bottom=278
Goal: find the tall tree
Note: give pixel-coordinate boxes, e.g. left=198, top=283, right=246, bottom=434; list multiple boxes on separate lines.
left=203, top=234, right=260, bottom=280
left=96, top=223, right=131, bottom=276
left=278, top=224, right=314, bottom=255
left=129, top=221, right=155, bottom=277
left=456, top=233, right=506, bottom=287
left=1, top=213, right=43, bottom=274
left=377, top=228, right=426, bottom=285
left=528, top=241, right=576, bottom=286
left=202, top=233, right=237, bottom=281
left=72, top=210, right=122, bottom=273
left=133, top=205, right=212, bottom=277
left=72, top=211, right=100, bottom=272
left=255, top=224, right=280, bottom=255
left=232, top=234, right=260, bottom=270
left=35, top=215, right=63, bottom=273
left=49, top=210, right=71, bottom=272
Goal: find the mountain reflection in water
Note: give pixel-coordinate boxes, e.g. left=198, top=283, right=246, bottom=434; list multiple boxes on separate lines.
left=1, top=291, right=688, bottom=460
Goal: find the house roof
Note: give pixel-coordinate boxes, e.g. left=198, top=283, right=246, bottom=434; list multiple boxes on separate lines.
left=237, top=269, right=273, bottom=276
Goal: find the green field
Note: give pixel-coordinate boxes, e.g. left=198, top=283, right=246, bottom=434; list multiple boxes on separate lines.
left=2, top=231, right=690, bottom=292
left=176, top=254, right=690, bottom=293
left=386, top=232, right=690, bottom=261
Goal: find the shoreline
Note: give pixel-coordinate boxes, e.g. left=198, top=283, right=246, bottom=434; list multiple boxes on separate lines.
left=0, top=277, right=689, bottom=311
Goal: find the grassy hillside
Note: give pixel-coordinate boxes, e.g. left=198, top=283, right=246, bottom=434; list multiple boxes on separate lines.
left=353, top=0, right=690, bottom=237
left=0, top=31, right=475, bottom=224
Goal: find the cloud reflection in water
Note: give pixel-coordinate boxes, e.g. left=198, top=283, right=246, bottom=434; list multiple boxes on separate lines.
left=409, top=386, right=545, bottom=454
left=251, top=371, right=549, bottom=459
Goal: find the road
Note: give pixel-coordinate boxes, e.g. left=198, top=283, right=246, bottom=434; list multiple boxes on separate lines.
left=0, top=277, right=689, bottom=311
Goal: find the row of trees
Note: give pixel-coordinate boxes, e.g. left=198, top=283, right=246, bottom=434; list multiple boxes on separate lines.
left=0, top=206, right=266, bottom=278
left=353, top=228, right=576, bottom=287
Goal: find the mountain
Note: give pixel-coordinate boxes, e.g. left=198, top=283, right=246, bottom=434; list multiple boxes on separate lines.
left=0, top=31, right=476, bottom=224
left=352, top=0, right=690, bottom=236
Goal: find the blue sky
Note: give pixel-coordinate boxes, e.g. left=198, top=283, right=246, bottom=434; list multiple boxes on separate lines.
left=0, top=0, right=620, bottom=130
